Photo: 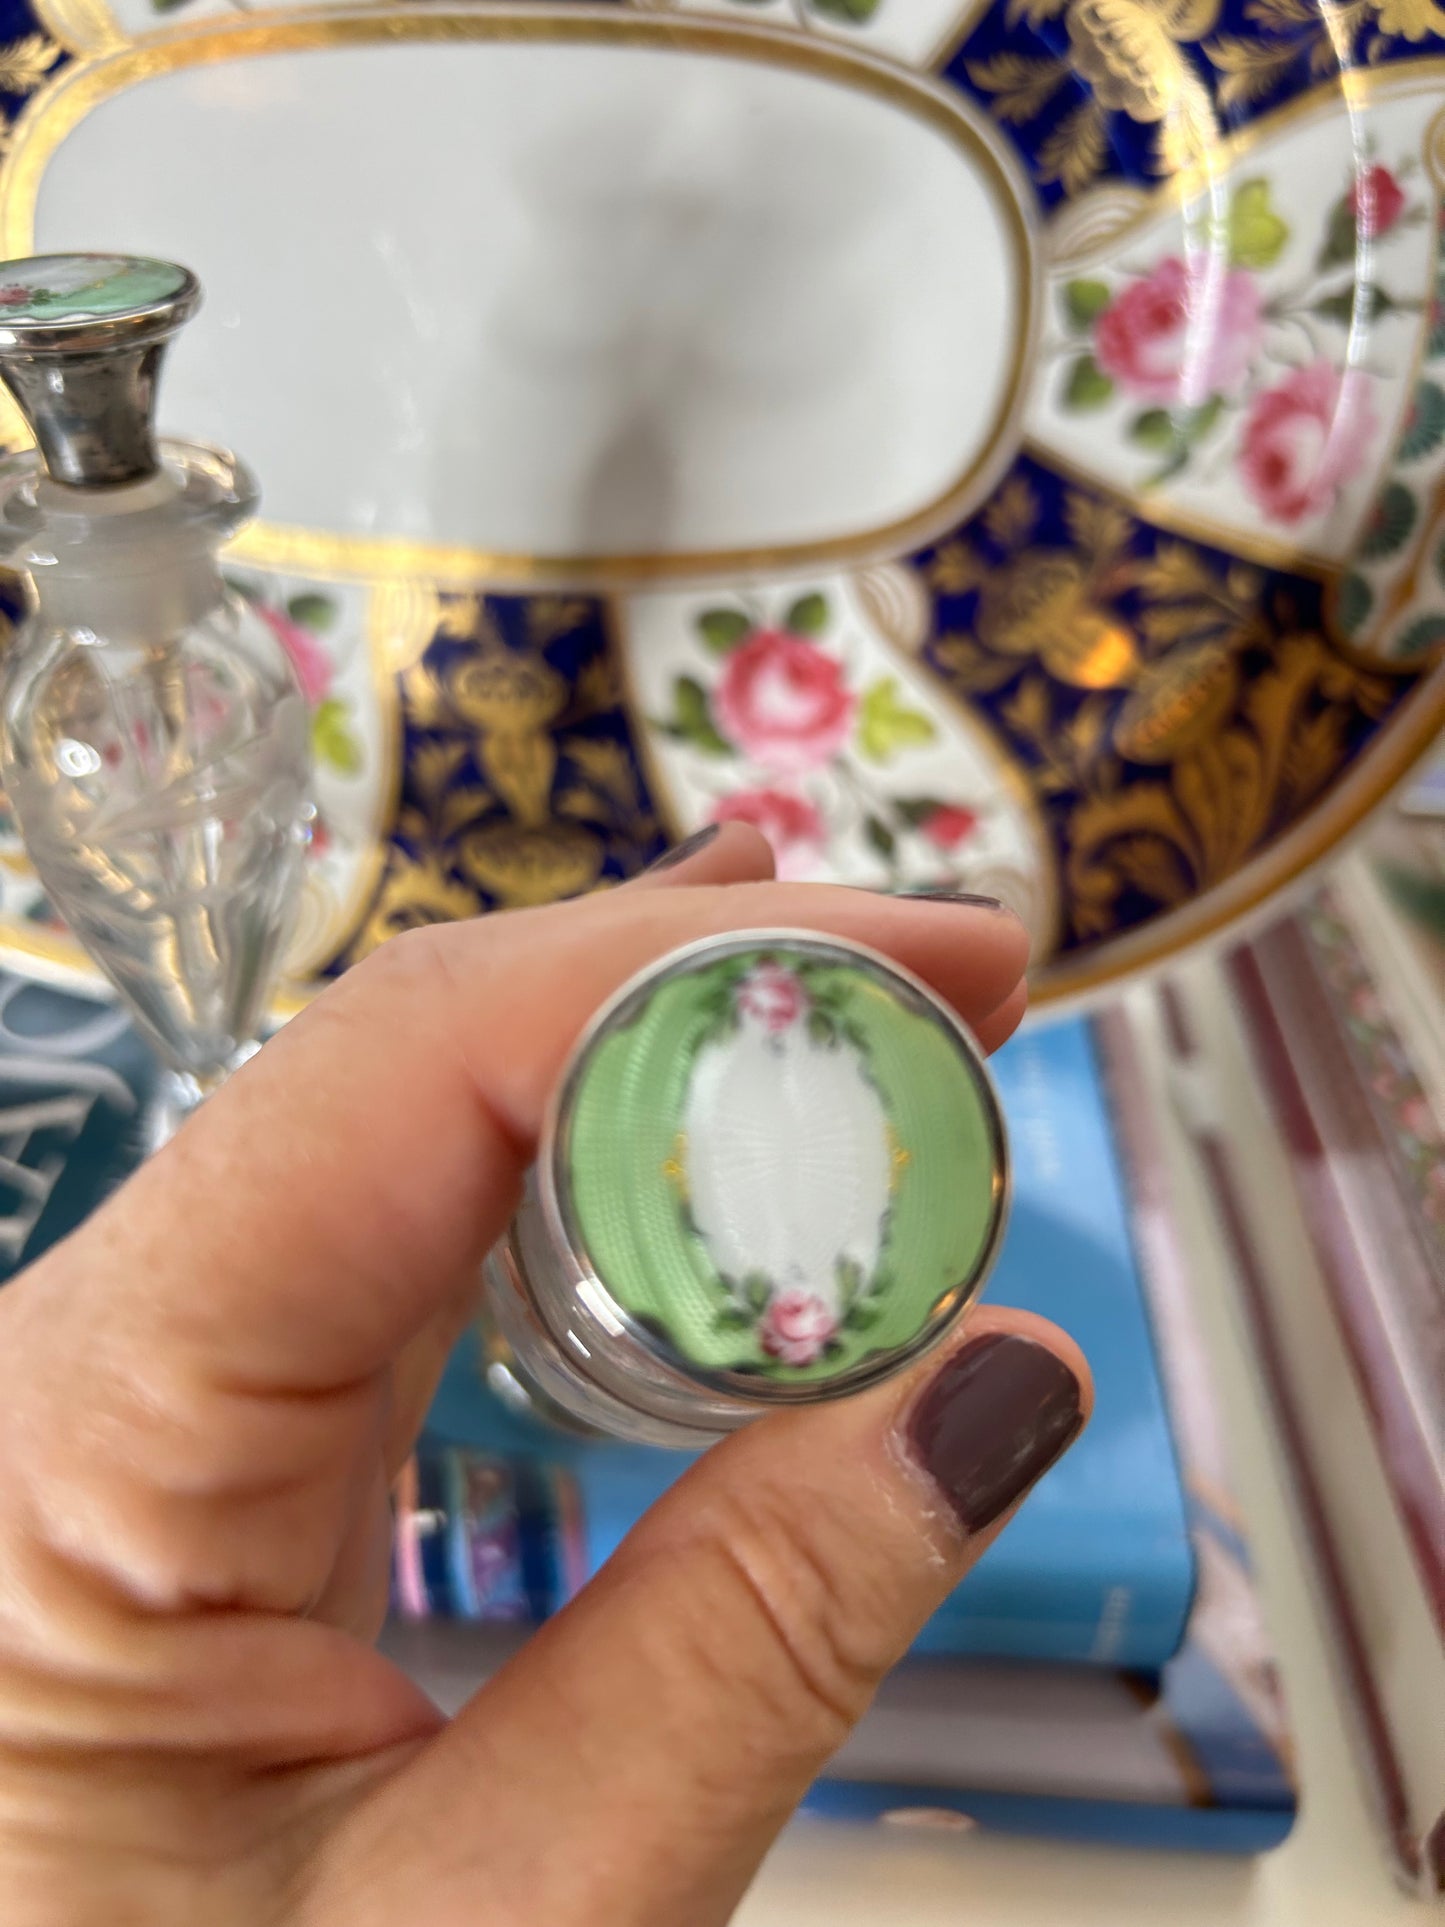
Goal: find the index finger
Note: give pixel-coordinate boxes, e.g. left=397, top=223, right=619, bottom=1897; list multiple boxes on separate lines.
left=45, top=886, right=1027, bottom=1396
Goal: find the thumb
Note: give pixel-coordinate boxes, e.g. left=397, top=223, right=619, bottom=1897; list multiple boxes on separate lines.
left=324, top=1305, right=1089, bottom=1927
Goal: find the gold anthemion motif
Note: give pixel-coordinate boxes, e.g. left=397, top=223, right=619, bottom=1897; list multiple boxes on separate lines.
left=351, top=850, right=482, bottom=958
left=347, top=596, right=657, bottom=956
left=924, top=489, right=1410, bottom=956
left=0, top=30, right=61, bottom=95
left=459, top=820, right=603, bottom=908
left=1204, top=0, right=1445, bottom=110
left=968, top=0, right=1222, bottom=194
left=968, top=0, right=1445, bottom=207
left=1069, top=0, right=1220, bottom=173
left=1062, top=630, right=1394, bottom=937
left=0, top=31, right=62, bottom=168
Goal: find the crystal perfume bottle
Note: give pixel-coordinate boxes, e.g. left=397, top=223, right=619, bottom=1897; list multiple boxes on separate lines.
left=482, top=930, right=1011, bottom=1447
left=0, top=253, right=311, bottom=1123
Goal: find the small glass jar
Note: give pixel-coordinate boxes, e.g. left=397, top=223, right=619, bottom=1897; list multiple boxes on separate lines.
left=482, top=929, right=1010, bottom=1448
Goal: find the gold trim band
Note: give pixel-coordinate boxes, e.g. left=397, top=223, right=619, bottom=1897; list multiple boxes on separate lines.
left=1, top=2, right=1041, bottom=591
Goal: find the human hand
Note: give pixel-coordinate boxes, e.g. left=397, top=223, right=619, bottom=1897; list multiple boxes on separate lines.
left=0, top=826, right=1090, bottom=1925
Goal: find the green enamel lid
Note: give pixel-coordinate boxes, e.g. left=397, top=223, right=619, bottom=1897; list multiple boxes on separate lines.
left=0, top=254, right=202, bottom=487
left=545, top=930, right=1009, bottom=1402
left=0, top=254, right=194, bottom=330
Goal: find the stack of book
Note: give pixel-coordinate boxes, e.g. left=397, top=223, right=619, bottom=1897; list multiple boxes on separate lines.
left=1148, top=750, right=1444, bottom=1895
left=0, top=962, right=1300, bottom=1856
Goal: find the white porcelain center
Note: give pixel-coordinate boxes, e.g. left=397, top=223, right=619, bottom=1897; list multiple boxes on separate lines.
left=29, top=19, right=1031, bottom=566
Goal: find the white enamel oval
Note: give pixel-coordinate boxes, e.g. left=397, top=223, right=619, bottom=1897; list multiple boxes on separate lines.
left=22, top=11, right=1035, bottom=575
left=682, top=996, right=891, bottom=1307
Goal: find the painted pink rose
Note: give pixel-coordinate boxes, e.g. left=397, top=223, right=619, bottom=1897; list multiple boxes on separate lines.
left=1094, top=257, right=1264, bottom=406
left=921, top=803, right=979, bottom=852
left=710, top=787, right=827, bottom=880
left=1398, top=1092, right=1439, bottom=1141
left=1348, top=165, right=1406, bottom=240
left=1348, top=983, right=1383, bottom=1023
left=0, top=287, right=33, bottom=307
left=736, top=960, right=807, bottom=1033
left=1239, top=361, right=1377, bottom=526
left=255, top=602, right=332, bottom=705
left=758, top=1290, right=839, bottom=1367
left=714, top=629, right=856, bottom=773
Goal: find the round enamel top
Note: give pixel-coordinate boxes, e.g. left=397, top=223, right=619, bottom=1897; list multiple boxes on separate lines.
left=0, top=254, right=193, bottom=328
left=549, top=932, right=1009, bottom=1398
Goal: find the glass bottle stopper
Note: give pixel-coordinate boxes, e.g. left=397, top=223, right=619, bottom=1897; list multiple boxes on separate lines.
left=0, top=253, right=200, bottom=487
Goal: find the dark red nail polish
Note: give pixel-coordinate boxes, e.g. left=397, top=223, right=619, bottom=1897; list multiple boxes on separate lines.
left=902, top=890, right=1007, bottom=910
left=905, top=1332, right=1083, bottom=1533
left=645, top=824, right=720, bottom=873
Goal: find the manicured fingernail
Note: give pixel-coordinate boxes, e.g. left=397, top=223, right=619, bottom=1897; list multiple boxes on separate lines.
left=646, top=824, right=720, bottom=873
left=902, top=890, right=1007, bottom=911
left=905, top=1332, right=1083, bottom=1533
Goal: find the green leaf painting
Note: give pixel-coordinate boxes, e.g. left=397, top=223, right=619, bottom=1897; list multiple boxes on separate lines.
left=310, top=698, right=362, bottom=776
left=1063, top=353, right=1114, bottom=409
left=810, top=0, right=883, bottom=21
left=1062, top=278, right=1111, bottom=330
left=857, top=679, right=936, bottom=763
left=286, top=593, right=336, bottom=631
left=696, top=608, right=752, bottom=654
left=864, top=813, right=896, bottom=860
left=1227, top=178, right=1289, bottom=271
left=785, top=592, right=830, bottom=636
left=657, top=676, right=731, bottom=755
left=1400, top=380, right=1445, bottom=462
left=1127, top=409, right=1177, bottom=453
left=1358, top=482, right=1418, bottom=561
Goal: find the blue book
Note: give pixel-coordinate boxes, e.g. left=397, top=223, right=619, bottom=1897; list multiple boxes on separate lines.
left=424, top=1015, right=1197, bottom=1670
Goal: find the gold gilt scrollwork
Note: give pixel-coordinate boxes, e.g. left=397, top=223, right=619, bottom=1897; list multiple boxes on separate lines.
left=969, top=0, right=1445, bottom=200
left=968, top=0, right=1220, bottom=194
left=1062, top=631, right=1389, bottom=934
left=925, top=485, right=1396, bottom=940
left=448, top=633, right=567, bottom=829
left=345, top=595, right=659, bottom=958
left=0, top=34, right=61, bottom=169
left=459, top=820, right=603, bottom=907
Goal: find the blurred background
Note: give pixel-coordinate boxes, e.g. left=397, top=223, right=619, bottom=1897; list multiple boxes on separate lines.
left=0, top=0, right=1439, bottom=1917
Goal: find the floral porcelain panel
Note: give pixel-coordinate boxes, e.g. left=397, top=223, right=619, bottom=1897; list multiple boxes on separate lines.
left=621, top=570, right=1061, bottom=950
left=0, top=0, right=1438, bottom=1007
left=1028, top=83, right=1445, bottom=576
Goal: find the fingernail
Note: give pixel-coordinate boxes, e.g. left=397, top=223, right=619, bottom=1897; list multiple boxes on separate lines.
left=646, top=824, right=720, bottom=873
left=905, top=1332, right=1083, bottom=1533
left=902, top=890, right=1007, bottom=911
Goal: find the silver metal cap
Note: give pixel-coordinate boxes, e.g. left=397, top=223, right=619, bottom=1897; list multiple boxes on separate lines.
left=0, top=253, right=201, bottom=487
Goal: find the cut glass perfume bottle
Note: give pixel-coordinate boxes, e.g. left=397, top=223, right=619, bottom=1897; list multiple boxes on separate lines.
left=0, top=254, right=311, bottom=1112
